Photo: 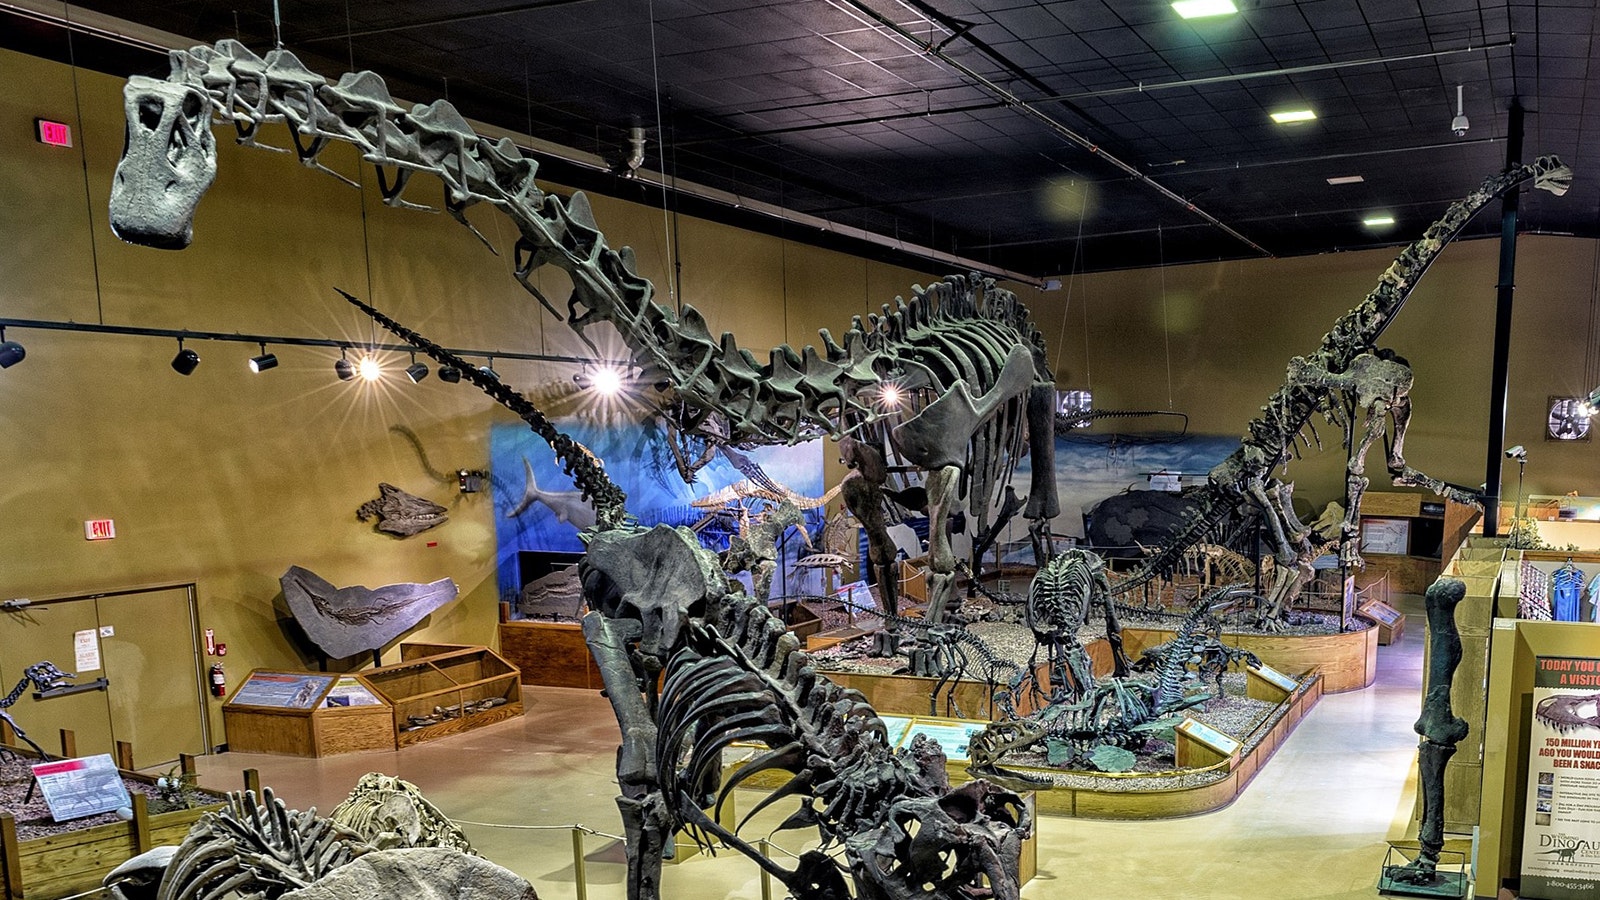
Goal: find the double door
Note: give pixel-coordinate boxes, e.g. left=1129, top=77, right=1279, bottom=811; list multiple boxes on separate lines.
left=0, top=584, right=209, bottom=769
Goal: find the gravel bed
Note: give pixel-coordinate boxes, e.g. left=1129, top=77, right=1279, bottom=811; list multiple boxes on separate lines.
left=0, top=757, right=221, bottom=841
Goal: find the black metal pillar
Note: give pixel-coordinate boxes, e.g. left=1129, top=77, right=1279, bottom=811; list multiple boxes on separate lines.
left=1482, top=100, right=1524, bottom=537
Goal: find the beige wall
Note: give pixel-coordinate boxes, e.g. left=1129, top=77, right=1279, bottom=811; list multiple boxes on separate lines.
left=2, top=47, right=1598, bottom=746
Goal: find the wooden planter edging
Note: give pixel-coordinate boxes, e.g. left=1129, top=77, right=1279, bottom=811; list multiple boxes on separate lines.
left=0, top=781, right=224, bottom=900
left=822, top=663, right=1053, bottom=719
left=1119, top=624, right=1378, bottom=693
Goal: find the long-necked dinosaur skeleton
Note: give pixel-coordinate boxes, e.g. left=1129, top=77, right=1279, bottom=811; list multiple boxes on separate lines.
left=1111, top=156, right=1571, bottom=609
left=110, top=41, right=1032, bottom=900
left=109, top=38, right=1059, bottom=624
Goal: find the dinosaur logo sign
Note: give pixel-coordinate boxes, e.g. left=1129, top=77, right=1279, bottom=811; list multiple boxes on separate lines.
left=1522, top=656, right=1600, bottom=898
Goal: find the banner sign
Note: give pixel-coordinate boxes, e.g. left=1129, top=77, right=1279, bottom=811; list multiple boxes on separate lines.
left=1521, top=655, right=1600, bottom=898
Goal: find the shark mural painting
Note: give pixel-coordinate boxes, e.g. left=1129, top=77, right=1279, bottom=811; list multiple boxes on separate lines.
left=490, top=419, right=825, bottom=601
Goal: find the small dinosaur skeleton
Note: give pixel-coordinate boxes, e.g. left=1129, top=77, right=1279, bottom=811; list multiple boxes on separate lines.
left=0, top=662, right=74, bottom=761
left=1021, top=548, right=1129, bottom=705
left=108, top=39, right=1063, bottom=624
left=355, top=483, right=448, bottom=537
left=968, top=585, right=1249, bottom=786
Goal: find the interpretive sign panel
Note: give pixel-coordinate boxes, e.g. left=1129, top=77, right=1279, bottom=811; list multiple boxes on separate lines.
left=900, top=719, right=989, bottom=762
left=33, top=754, right=130, bottom=822
left=1521, top=655, right=1600, bottom=898
left=230, top=672, right=334, bottom=709
left=880, top=715, right=913, bottom=749
left=324, top=676, right=382, bottom=708
left=1175, top=718, right=1241, bottom=757
left=1250, top=663, right=1298, bottom=693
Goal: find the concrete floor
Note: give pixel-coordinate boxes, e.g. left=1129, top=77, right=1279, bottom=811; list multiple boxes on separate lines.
left=190, top=599, right=1430, bottom=899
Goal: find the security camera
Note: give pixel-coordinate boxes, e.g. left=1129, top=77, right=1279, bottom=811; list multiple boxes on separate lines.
left=1506, top=445, right=1527, bottom=460
left=1451, top=85, right=1469, bottom=137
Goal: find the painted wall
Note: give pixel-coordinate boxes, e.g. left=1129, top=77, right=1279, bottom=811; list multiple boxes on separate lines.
left=0, top=48, right=930, bottom=745
left=3, top=46, right=1598, bottom=748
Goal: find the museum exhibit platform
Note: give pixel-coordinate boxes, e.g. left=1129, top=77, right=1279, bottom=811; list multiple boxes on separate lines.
left=0, top=738, right=228, bottom=900
left=222, top=644, right=521, bottom=755
left=1121, top=622, right=1379, bottom=693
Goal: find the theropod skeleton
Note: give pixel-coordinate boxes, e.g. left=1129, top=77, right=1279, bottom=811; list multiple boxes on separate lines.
left=108, top=39, right=1061, bottom=624
left=1111, top=157, right=1571, bottom=612
left=110, top=42, right=1032, bottom=900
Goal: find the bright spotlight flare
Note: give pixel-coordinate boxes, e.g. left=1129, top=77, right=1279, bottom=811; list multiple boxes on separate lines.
left=358, top=357, right=382, bottom=382
left=589, top=365, right=625, bottom=396
left=878, top=383, right=904, bottom=410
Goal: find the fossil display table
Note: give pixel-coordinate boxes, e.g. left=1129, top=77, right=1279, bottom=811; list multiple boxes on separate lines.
left=1120, top=623, right=1379, bottom=693
left=367, top=644, right=522, bottom=748
left=222, top=670, right=393, bottom=757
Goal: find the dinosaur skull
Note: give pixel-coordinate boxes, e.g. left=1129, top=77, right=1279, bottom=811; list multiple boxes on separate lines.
left=846, top=779, right=1029, bottom=900
left=109, top=76, right=216, bottom=249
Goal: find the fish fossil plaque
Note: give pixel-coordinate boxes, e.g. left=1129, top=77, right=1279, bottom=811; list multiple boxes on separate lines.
left=281, top=566, right=458, bottom=659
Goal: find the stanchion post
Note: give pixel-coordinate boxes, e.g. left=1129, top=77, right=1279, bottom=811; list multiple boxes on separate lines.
left=571, top=827, right=587, bottom=900
left=758, top=839, right=773, bottom=900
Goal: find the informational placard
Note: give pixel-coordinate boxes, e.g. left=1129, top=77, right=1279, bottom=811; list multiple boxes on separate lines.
left=1521, top=655, right=1600, bottom=898
left=324, top=676, right=382, bottom=708
left=1175, top=717, right=1241, bottom=757
left=834, top=580, right=870, bottom=615
left=32, top=754, right=130, bottom=822
left=73, top=629, right=101, bottom=672
left=1148, top=471, right=1181, bottom=492
left=1359, top=600, right=1403, bottom=626
left=229, top=672, right=334, bottom=709
left=879, top=715, right=913, bottom=749
left=1359, top=517, right=1410, bottom=556
left=900, top=719, right=989, bottom=763
left=1250, top=663, right=1298, bottom=692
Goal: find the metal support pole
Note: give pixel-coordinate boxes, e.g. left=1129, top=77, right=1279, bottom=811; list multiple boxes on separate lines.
left=571, top=827, right=587, bottom=900
left=1482, top=100, right=1524, bottom=537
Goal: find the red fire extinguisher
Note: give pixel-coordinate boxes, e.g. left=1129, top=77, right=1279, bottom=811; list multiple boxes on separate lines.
left=209, top=663, right=227, bottom=698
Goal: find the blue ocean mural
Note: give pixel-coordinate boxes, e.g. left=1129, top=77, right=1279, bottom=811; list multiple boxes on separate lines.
left=491, top=418, right=825, bottom=599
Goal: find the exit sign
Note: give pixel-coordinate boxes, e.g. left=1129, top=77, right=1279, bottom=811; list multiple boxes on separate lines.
left=35, top=118, right=72, bottom=148
left=84, top=519, right=115, bottom=541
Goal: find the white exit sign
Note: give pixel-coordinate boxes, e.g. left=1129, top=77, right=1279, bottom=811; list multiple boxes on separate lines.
left=35, top=118, right=72, bottom=148
left=84, top=519, right=115, bottom=541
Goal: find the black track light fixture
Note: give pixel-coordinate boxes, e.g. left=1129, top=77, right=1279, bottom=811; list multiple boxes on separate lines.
left=334, top=347, right=356, bottom=381
left=478, top=356, right=499, bottom=380
left=171, top=338, right=200, bottom=375
left=248, top=342, right=278, bottom=373
left=438, top=365, right=462, bottom=383
left=0, top=328, right=24, bottom=369
left=405, top=352, right=429, bottom=384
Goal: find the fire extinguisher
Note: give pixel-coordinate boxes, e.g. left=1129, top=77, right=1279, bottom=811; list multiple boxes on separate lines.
left=209, top=663, right=227, bottom=698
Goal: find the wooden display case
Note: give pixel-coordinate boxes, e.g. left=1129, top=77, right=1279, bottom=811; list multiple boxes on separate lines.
left=367, top=644, right=522, bottom=747
left=222, top=670, right=394, bottom=757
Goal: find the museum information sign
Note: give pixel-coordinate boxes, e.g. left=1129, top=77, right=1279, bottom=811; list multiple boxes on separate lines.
left=33, top=754, right=130, bottom=822
left=1521, top=655, right=1600, bottom=898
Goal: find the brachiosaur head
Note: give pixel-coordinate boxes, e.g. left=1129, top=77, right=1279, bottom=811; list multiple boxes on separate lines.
left=109, top=76, right=217, bottom=249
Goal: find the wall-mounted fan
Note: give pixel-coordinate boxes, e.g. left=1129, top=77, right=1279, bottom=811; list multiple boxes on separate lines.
left=1547, top=396, right=1592, bottom=441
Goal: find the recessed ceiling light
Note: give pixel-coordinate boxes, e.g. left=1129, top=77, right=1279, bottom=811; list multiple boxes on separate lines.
left=1271, top=109, right=1317, bottom=124
left=1363, top=215, right=1395, bottom=228
left=1172, top=0, right=1238, bottom=18
left=1326, top=175, right=1364, bottom=185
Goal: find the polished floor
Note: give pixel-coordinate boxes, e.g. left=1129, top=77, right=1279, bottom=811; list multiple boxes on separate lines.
left=189, top=598, right=1429, bottom=899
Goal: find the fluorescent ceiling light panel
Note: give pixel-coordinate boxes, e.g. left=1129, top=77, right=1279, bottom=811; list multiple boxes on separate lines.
left=1326, top=175, right=1364, bottom=185
left=1363, top=215, right=1395, bottom=227
left=1270, top=109, right=1317, bottom=124
left=1172, top=0, right=1238, bottom=18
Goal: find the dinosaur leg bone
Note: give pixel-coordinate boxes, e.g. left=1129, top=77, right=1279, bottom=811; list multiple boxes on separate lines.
left=923, top=464, right=962, bottom=624
left=1339, top=401, right=1392, bottom=567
